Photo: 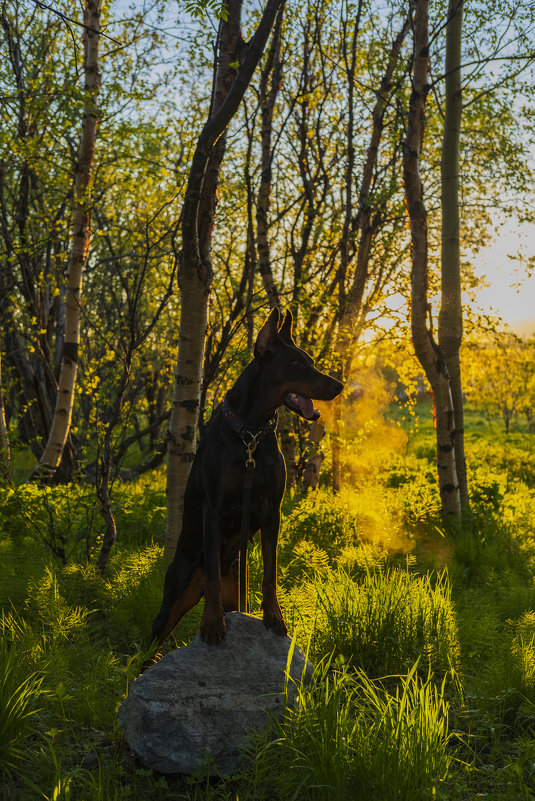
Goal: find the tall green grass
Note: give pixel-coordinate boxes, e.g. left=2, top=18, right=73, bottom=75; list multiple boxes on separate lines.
left=313, top=568, right=461, bottom=680
left=0, top=637, right=45, bottom=777
left=245, top=660, right=454, bottom=801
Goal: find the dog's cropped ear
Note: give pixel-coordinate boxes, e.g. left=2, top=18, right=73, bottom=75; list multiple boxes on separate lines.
left=278, top=309, right=294, bottom=344
left=254, top=307, right=280, bottom=357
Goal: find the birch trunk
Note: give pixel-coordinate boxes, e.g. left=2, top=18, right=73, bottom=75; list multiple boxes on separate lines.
left=438, top=0, right=468, bottom=512
left=36, top=0, right=101, bottom=478
left=403, top=0, right=461, bottom=517
left=164, top=0, right=286, bottom=560
left=166, top=281, right=211, bottom=558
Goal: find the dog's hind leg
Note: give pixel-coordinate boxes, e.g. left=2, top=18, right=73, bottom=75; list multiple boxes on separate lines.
left=199, top=505, right=228, bottom=645
left=151, top=556, right=205, bottom=647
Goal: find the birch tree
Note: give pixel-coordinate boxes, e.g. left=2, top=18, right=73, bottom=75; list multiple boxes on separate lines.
left=438, top=0, right=467, bottom=511
left=165, top=0, right=286, bottom=560
left=403, top=0, right=461, bottom=517
left=35, top=0, right=102, bottom=480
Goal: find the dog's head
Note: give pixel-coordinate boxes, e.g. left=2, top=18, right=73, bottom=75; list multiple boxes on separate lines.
left=254, top=308, right=343, bottom=421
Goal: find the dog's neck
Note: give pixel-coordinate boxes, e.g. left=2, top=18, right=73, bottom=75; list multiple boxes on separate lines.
left=225, top=359, right=279, bottom=431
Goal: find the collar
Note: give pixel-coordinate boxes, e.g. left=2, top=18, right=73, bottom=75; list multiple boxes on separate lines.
left=222, top=394, right=278, bottom=443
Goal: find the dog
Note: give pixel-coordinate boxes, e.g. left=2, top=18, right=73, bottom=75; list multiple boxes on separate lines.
left=151, top=307, right=343, bottom=649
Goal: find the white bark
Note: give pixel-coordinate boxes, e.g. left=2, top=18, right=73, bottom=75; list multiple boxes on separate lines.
left=439, top=0, right=468, bottom=511
left=36, top=0, right=101, bottom=477
left=403, top=0, right=461, bottom=517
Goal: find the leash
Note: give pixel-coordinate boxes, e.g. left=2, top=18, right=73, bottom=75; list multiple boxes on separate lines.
left=238, top=431, right=260, bottom=613
left=222, top=395, right=278, bottom=613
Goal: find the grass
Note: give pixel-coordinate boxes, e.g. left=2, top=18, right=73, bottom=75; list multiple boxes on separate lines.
left=1, top=404, right=535, bottom=798
left=0, top=637, right=45, bottom=779
left=312, top=568, right=461, bottom=681
left=242, top=660, right=454, bottom=801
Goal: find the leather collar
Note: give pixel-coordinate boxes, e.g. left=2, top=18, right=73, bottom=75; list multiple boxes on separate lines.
left=222, top=394, right=278, bottom=443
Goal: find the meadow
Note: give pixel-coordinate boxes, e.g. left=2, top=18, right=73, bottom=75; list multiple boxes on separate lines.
left=2, top=400, right=535, bottom=800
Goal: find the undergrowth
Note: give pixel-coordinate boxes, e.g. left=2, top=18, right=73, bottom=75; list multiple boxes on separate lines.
left=1, top=412, right=535, bottom=799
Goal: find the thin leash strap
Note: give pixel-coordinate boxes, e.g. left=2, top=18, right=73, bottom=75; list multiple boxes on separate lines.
left=238, top=432, right=259, bottom=613
left=221, top=395, right=278, bottom=613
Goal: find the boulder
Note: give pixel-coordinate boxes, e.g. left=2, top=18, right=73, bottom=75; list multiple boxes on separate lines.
left=118, top=612, right=312, bottom=776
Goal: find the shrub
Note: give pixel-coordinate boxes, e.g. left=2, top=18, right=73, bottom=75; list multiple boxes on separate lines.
left=479, top=612, right=535, bottom=731
left=110, top=473, right=166, bottom=550
left=0, top=471, right=166, bottom=568
left=0, top=484, right=98, bottom=564
left=278, top=488, right=410, bottom=573
left=281, top=492, right=362, bottom=558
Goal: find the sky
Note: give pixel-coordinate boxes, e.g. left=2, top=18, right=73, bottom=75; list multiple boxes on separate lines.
left=469, top=220, right=535, bottom=335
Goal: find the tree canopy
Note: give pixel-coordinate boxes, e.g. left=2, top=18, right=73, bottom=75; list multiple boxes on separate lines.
left=1, top=0, right=534, bottom=541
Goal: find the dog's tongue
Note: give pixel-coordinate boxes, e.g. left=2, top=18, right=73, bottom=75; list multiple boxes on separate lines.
left=298, top=395, right=316, bottom=419
left=288, top=392, right=318, bottom=420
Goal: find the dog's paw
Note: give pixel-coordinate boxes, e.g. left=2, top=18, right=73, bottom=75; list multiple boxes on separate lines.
left=263, top=608, right=288, bottom=637
left=200, top=612, right=227, bottom=645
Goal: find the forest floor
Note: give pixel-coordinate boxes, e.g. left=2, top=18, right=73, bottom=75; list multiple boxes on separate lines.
left=2, top=402, right=535, bottom=800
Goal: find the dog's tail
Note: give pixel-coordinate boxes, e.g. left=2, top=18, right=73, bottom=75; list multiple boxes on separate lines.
left=151, top=556, right=204, bottom=648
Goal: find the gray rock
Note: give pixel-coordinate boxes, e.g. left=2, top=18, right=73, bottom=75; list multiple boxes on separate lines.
left=118, top=612, right=313, bottom=776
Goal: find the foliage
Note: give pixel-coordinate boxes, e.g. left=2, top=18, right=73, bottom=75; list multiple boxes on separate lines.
left=0, top=0, right=534, bottom=793
left=463, top=335, right=535, bottom=434
left=0, top=483, right=98, bottom=564
left=0, top=471, right=166, bottom=565
left=0, top=636, right=45, bottom=778
left=2, top=0, right=534, bottom=483
left=185, top=0, right=229, bottom=20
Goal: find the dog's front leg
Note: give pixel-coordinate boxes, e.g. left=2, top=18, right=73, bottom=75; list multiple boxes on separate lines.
left=200, top=504, right=226, bottom=645
left=261, top=510, right=288, bottom=636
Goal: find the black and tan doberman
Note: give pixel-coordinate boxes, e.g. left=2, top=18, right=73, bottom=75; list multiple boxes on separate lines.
left=151, top=307, right=343, bottom=649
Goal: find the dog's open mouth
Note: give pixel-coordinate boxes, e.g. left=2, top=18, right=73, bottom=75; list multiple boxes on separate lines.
left=283, top=392, right=320, bottom=421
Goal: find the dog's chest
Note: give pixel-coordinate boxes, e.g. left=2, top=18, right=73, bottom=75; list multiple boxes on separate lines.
left=221, top=463, right=279, bottom=520
left=219, top=445, right=283, bottom=520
